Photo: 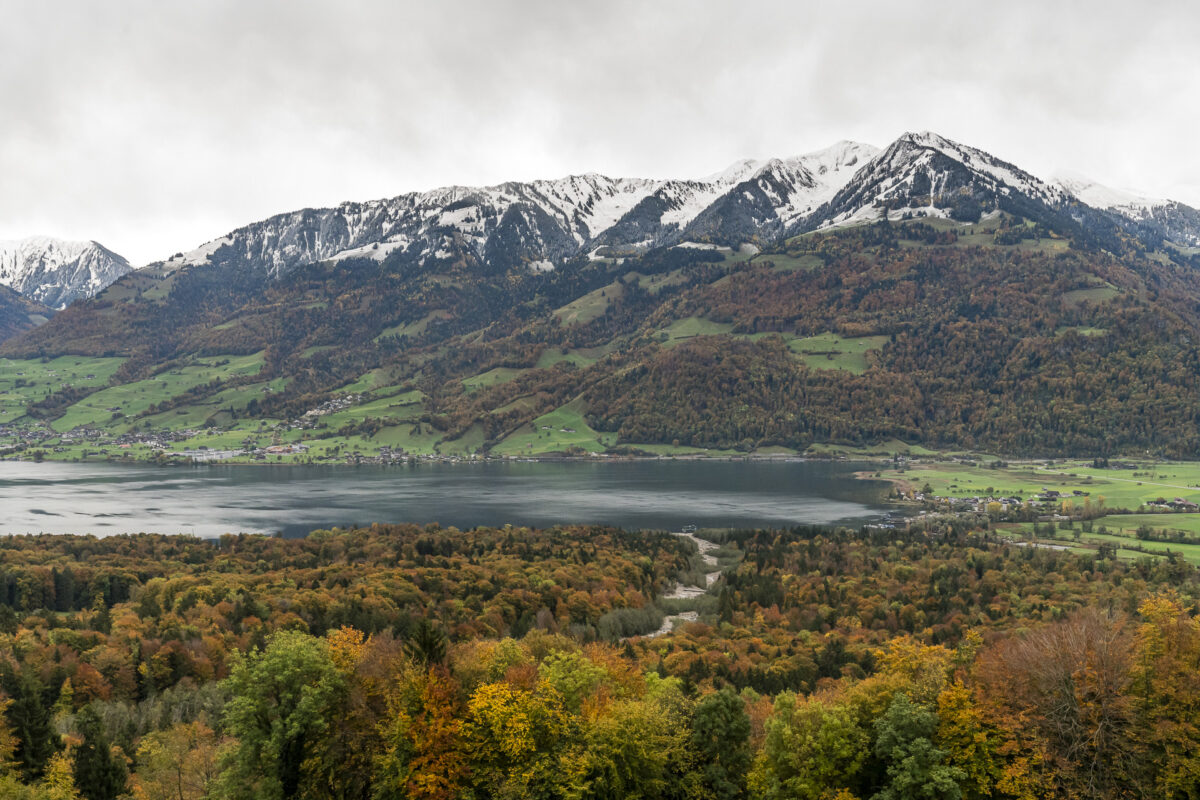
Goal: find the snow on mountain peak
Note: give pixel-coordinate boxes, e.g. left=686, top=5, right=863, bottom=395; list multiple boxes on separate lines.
left=151, top=133, right=1200, bottom=283
left=1052, top=171, right=1166, bottom=211
left=800, top=140, right=879, bottom=175
left=899, top=130, right=955, bottom=149
left=697, top=157, right=767, bottom=185
left=806, top=131, right=1077, bottom=232
left=0, top=237, right=132, bottom=309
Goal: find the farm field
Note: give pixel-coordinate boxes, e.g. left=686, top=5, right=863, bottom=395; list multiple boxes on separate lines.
left=876, top=459, right=1200, bottom=510
left=807, top=439, right=942, bottom=457
left=1093, top=513, right=1200, bottom=537
left=0, top=355, right=126, bottom=423
left=653, top=321, right=887, bottom=375
left=534, top=347, right=601, bottom=369
left=554, top=281, right=624, bottom=325
left=787, top=333, right=889, bottom=374
left=50, top=352, right=267, bottom=433
left=491, top=398, right=616, bottom=455
left=462, top=367, right=527, bottom=390
left=993, top=520, right=1200, bottom=564
left=656, top=316, right=735, bottom=345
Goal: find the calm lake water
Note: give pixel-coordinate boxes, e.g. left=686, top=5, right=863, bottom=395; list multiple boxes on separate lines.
left=0, top=459, right=894, bottom=537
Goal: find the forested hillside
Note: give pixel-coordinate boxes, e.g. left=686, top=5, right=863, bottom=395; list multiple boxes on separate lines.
left=0, top=286, right=49, bottom=343
left=5, top=211, right=1200, bottom=460
left=0, top=523, right=1197, bottom=798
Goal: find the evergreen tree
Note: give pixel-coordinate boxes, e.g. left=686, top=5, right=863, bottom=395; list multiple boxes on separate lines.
left=71, top=706, right=127, bottom=800
left=690, top=687, right=751, bottom=800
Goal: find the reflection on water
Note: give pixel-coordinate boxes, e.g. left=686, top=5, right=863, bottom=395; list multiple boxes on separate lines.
left=0, top=460, right=894, bottom=537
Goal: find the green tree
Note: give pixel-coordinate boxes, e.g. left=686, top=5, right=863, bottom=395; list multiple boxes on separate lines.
left=749, top=693, right=867, bottom=800
left=466, top=679, right=576, bottom=800
left=539, top=651, right=607, bottom=713
left=691, top=688, right=751, bottom=800
left=405, top=620, right=447, bottom=667
left=38, top=750, right=81, bottom=800
left=218, top=631, right=346, bottom=800
left=871, top=694, right=965, bottom=800
left=580, top=697, right=684, bottom=800
left=5, top=672, right=55, bottom=779
left=71, top=706, right=127, bottom=800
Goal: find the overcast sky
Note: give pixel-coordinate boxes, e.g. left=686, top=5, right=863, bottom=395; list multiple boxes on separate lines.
left=2, top=0, right=1197, bottom=264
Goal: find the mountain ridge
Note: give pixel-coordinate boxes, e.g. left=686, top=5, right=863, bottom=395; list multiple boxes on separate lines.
left=0, top=236, right=132, bottom=309
left=139, top=132, right=1200, bottom=287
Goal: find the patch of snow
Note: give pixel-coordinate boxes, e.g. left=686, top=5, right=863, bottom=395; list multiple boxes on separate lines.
left=887, top=206, right=951, bottom=221
left=675, top=241, right=730, bottom=251
left=437, top=205, right=485, bottom=233
left=1052, top=171, right=1167, bottom=211
left=328, top=239, right=408, bottom=263
left=528, top=259, right=554, bottom=272
left=177, top=236, right=233, bottom=266
left=698, top=157, right=765, bottom=184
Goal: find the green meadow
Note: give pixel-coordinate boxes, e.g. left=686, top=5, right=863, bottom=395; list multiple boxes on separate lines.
left=0, top=355, right=126, bottom=424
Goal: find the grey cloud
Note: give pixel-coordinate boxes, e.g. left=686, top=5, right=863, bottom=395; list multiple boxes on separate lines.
left=0, top=0, right=1196, bottom=264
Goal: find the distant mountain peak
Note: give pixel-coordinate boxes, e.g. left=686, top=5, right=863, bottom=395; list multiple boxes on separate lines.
left=898, top=130, right=954, bottom=147
left=145, top=132, right=1200, bottom=286
left=698, top=157, right=766, bottom=184
left=1053, top=171, right=1200, bottom=248
left=800, top=140, right=877, bottom=174
left=1052, top=171, right=1166, bottom=211
left=799, top=131, right=1073, bottom=232
left=0, top=236, right=132, bottom=309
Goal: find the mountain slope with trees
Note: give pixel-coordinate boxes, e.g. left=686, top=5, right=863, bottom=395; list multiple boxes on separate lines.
left=4, top=133, right=1200, bottom=458
left=0, top=285, right=51, bottom=343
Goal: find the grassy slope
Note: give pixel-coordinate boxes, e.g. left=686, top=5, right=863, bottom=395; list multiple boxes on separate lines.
left=51, top=352, right=266, bottom=432
left=0, top=355, right=126, bottom=424
left=492, top=398, right=616, bottom=455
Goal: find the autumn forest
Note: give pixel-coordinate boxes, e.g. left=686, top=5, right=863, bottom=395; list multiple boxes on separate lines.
left=0, top=522, right=1195, bottom=799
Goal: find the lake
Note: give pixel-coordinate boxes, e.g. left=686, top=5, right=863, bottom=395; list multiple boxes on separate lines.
left=0, top=459, right=896, bottom=537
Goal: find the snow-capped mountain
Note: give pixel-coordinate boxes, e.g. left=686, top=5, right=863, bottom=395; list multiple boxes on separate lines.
left=153, top=131, right=1199, bottom=285
left=0, top=237, right=132, bottom=309
left=164, top=141, right=879, bottom=279
left=1054, top=172, right=1200, bottom=248
left=167, top=174, right=665, bottom=279
left=800, top=131, right=1070, bottom=231
left=677, top=141, right=879, bottom=245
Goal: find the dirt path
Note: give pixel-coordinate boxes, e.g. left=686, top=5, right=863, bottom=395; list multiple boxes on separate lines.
left=664, top=529, right=722, bottom=598
left=635, top=531, right=723, bottom=639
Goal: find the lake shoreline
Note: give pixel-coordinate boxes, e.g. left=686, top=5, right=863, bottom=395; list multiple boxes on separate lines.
left=0, top=459, right=895, bottom=537
left=1, top=451, right=894, bottom=468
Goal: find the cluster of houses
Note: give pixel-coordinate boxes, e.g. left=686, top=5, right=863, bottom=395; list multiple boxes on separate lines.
left=301, top=394, right=361, bottom=419
left=900, top=486, right=1093, bottom=515
left=165, top=443, right=311, bottom=462
left=1030, top=487, right=1092, bottom=504
left=0, top=422, right=56, bottom=450
left=1, top=421, right=205, bottom=456
left=1147, top=497, right=1200, bottom=512
left=248, top=393, right=366, bottom=433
